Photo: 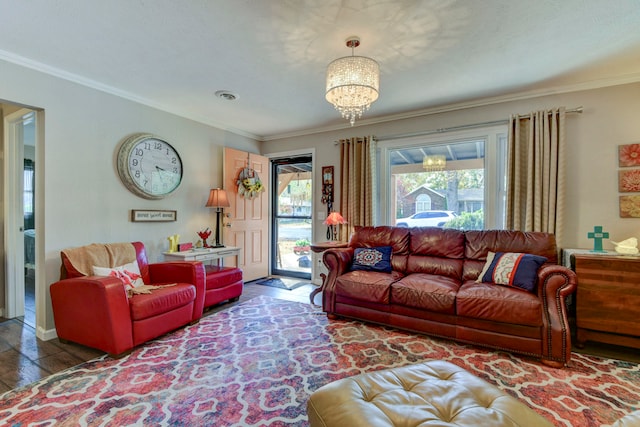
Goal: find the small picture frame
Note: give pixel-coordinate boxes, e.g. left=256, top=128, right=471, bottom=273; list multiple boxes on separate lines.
left=619, top=143, right=640, bottom=167
left=131, top=209, right=177, bottom=222
left=322, top=166, right=334, bottom=184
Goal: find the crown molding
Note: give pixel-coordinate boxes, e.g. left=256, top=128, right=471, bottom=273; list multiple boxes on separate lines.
left=0, top=49, right=261, bottom=141
left=262, top=72, right=640, bottom=142
left=4, top=48, right=640, bottom=144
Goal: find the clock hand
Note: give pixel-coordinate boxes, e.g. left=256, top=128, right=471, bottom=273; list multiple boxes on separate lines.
left=156, top=166, right=166, bottom=172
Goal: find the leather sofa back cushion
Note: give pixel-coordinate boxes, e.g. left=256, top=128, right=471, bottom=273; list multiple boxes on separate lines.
left=350, top=226, right=410, bottom=254
left=410, top=228, right=465, bottom=258
left=406, top=256, right=463, bottom=280
left=464, top=230, right=558, bottom=264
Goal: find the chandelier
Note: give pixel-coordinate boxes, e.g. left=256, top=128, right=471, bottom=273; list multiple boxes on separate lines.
left=325, top=37, right=379, bottom=126
left=423, top=155, right=446, bottom=172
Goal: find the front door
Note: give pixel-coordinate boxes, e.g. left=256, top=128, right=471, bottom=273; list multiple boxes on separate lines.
left=224, top=148, right=269, bottom=282
left=271, top=156, right=312, bottom=279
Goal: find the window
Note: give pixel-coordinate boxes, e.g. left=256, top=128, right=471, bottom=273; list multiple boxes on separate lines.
left=415, top=194, right=431, bottom=212
left=379, top=126, right=507, bottom=230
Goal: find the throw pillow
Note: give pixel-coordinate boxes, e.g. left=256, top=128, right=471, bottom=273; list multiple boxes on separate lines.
left=476, top=251, right=547, bottom=293
left=93, top=261, right=145, bottom=292
left=351, top=246, right=393, bottom=273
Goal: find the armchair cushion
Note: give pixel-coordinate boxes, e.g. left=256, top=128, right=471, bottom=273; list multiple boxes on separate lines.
left=62, top=242, right=137, bottom=278
left=93, top=261, right=145, bottom=292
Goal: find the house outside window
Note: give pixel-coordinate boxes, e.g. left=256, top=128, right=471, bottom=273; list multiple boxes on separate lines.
left=378, top=125, right=507, bottom=230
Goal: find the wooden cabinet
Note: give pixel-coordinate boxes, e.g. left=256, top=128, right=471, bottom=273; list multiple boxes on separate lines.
left=573, top=254, right=640, bottom=349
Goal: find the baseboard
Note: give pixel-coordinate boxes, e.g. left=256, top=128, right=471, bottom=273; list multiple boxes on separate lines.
left=37, top=326, right=58, bottom=341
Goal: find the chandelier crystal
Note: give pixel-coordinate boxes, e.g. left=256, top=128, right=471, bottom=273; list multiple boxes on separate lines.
left=326, top=37, right=379, bottom=126
left=423, top=155, right=446, bottom=172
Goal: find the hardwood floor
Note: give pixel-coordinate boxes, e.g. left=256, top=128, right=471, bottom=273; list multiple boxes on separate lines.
left=1, top=278, right=638, bottom=395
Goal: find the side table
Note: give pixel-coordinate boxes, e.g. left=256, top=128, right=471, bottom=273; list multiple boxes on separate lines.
left=163, top=246, right=241, bottom=267
left=309, top=241, right=348, bottom=305
left=573, top=253, right=640, bottom=349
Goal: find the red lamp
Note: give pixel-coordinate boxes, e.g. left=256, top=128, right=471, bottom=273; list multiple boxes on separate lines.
left=323, top=211, right=347, bottom=241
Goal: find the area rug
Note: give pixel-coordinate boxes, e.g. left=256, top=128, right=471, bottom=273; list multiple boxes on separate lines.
left=1, top=296, right=638, bottom=426
left=251, top=277, right=309, bottom=290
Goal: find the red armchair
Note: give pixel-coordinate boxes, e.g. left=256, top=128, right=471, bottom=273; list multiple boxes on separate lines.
left=50, top=241, right=205, bottom=357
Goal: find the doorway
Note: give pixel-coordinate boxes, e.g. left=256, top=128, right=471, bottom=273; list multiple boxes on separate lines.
left=3, top=106, right=37, bottom=327
left=271, top=156, right=312, bottom=279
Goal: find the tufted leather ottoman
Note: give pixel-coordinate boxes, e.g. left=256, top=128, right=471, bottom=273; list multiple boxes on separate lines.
left=203, top=265, right=243, bottom=309
left=307, top=360, right=552, bottom=427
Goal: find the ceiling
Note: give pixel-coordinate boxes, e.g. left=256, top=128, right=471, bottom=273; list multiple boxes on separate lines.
left=2, top=1, right=640, bottom=141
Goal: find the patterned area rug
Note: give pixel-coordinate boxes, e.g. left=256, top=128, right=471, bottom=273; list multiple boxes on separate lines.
left=1, top=296, right=638, bottom=426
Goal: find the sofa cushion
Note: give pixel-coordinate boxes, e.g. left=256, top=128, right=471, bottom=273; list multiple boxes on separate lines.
left=464, top=230, right=558, bottom=264
left=351, top=246, right=393, bottom=273
left=410, top=227, right=465, bottom=259
left=336, top=271, right=400, bottom=304
left=477, top=252, right=547, bottom=293
left=129, top=284, right=196, bottom=321
left=456, top=281, right=542, bottom=326
left=391, top=273, right=460, bottom=314
left=350, top=226, right=410, bottom=254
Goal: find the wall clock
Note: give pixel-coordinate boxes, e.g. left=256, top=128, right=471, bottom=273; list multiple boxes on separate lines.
left=116, top=133, right=183, bottom=199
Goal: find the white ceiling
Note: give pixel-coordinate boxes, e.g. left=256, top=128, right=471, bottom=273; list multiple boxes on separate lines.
left=2, top=0, right=640, bottom=141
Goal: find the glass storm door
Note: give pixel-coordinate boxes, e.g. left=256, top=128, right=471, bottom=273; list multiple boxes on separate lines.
left=271, top=156, right=312, bottom=279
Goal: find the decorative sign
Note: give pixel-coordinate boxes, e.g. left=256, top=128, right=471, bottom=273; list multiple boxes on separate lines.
left=131, top=210, right=177, bottom=222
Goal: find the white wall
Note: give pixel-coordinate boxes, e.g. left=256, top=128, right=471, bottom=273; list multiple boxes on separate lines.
left=262, top=81, right=640, bottom=254
left=0, top=59, right=260, bottom=335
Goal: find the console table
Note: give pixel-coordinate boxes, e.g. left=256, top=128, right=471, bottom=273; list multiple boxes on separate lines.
left=572, top=253, right=640, bottom=349
left=163, top=246, right=241, bottom=267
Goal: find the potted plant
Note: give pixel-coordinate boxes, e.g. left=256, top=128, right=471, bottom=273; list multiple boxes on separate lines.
left=293, top=238, right=311, bottom=255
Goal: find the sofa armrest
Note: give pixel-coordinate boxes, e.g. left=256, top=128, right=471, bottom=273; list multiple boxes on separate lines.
left=148, top=261, right=206, bottom=321
left=536, top=264, right=577, bottom=365
left=50, top=276, right=133, bottom=355
left=321, top=248, right=354, bottom=310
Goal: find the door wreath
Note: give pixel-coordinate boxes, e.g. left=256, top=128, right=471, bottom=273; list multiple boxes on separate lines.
left=236, top=166, right=264, bottom=199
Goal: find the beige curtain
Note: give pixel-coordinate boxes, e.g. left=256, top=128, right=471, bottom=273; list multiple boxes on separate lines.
left=506, top=107, right=566, bottom=246
left=338, top=136, right=376, bottom=242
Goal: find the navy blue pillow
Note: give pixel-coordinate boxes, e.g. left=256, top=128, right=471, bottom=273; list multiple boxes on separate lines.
left=351, top=246, right=393, bottom=273
left=477, top=251, right=547, bottom=293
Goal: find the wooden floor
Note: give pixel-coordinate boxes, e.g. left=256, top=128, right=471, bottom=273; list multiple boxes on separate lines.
left=1, top=279, right=638, bottom=395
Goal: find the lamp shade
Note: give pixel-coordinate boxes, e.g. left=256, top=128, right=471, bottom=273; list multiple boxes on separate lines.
left=323, top=212, right=347, bottom=226
left=205, top=188, right=230, bottom=208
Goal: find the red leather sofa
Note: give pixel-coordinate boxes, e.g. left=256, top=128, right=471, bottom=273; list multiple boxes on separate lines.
left=50, top=241, right=205, bottom=357
left=322, top=226, right=577, bottom=367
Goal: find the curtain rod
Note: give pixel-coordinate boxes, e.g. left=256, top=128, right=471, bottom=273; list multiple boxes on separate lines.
left=371, top=106, right=583, bottom=143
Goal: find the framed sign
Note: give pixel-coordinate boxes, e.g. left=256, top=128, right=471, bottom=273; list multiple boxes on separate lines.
left=321, top=166, right=334, bottom=209
left=131, top=209, right=177, bottom=222
left=322, top=166, right=334, bottom=184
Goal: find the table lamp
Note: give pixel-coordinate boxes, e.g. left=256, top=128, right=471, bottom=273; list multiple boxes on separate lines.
left=323, top=211, right=347, bottom=241
left=206, top=188, right=231, bottom=247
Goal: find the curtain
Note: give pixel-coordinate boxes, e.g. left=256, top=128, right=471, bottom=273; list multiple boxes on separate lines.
left=338, top=136, right=376, bottom=242
left=506, top=107, right=566, bottom=246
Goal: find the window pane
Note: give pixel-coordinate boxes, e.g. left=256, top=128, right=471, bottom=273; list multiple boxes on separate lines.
left=391, top=140, right=486, bottom=230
